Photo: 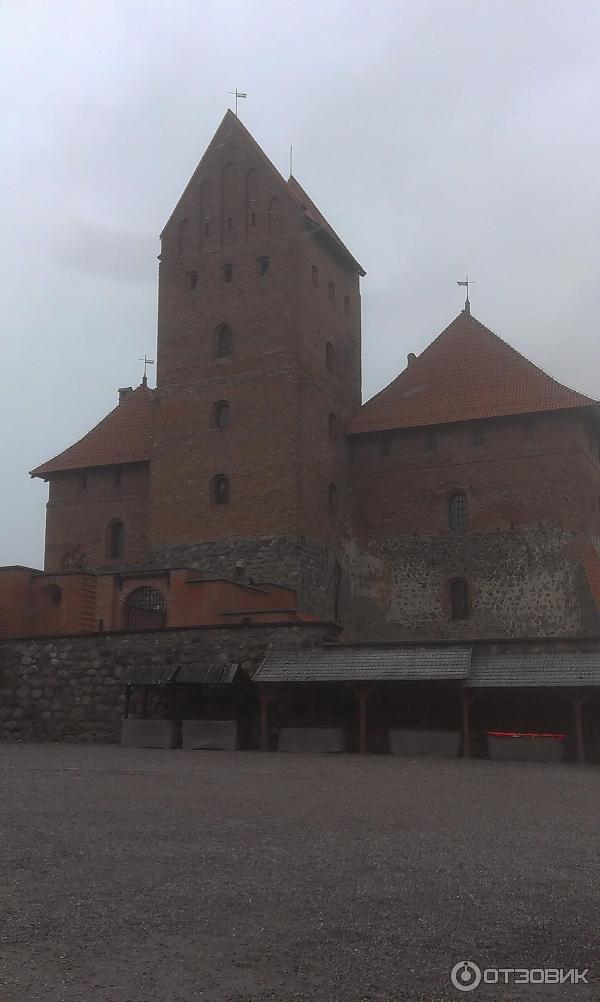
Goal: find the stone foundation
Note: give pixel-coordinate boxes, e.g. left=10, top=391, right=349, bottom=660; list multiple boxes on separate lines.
left=0, top=621, right=337, bottom=744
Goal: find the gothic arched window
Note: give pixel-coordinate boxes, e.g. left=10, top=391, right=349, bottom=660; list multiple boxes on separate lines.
left=216, top=324, right=232, bottom=358
left=213, top=474, right=230, bottom=505
left=213, top=401, right=230, bottom=429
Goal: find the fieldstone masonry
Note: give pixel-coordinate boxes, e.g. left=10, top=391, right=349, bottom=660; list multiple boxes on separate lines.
left=0, top=623, right=336, bottom=743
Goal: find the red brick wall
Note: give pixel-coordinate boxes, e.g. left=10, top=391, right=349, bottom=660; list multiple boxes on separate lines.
left=44, top=463, right=150, bottom=573
left=150, top=115, right=362, bottom=552
left=350, top=411, right=593, bottom=541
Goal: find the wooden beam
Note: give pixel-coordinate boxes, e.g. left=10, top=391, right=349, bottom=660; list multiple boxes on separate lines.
left=355, top=687, right=373, bottom=755
left=571, top=693, right=586, bottom=764
left=258, top=685, right=268, bottom=749
left=462, top=691, right=472, bottom=759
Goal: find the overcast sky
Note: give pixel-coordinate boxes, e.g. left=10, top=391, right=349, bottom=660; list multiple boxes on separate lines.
left=1, top=0, right=599, bottom=567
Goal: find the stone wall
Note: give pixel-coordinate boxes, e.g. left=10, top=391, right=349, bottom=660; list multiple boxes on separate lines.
left=148, top=536, right=344, bottom=621
left=0, top=621, right=337, bottom=744
left=343, top=527, right=600, bottom=642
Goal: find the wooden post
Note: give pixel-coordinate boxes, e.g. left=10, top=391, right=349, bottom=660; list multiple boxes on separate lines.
left=356, top=687, right=372, bottom=754
left=572, top=694, right=586, bottom=764
left=124, top=685, right=131, bottom=719
left=462, top=691, right=472, bottom=759
left=260, top=686, right=269, bottom=752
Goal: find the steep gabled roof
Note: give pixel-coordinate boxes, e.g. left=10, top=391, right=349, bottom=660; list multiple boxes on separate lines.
left=161, top=111, right=364, bottom=275
left=349, top=310, right=597, bottom=435
left=286, top=175, right=365, bottom=276
left=30, top=384, right=154, bottom=479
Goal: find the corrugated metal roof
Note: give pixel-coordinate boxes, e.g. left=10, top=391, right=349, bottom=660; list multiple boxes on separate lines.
left=467, top=654, right=600, bottom=688
left=122, top=664, right=179, bottom=687
left=254, top=648, right=471, bottom=683
left=122, top=662, right=240, bottom=687
left=175, top=662, right=239, bottom=685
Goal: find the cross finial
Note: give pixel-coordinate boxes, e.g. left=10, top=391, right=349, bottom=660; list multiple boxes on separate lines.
left=457, top=276, right=474, bottom=315
left=139, top=353, right=155, bottom=386
left=228, top=89, right=247, bottom=117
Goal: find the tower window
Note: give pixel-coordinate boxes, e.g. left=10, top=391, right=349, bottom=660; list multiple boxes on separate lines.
left=344, top=296, right=350, bottom=317
left=205, top=221, right=210, bottom=236
left=213, top=474, right=230, bottom=505
left=108, top=519, right=125, bottom=559
left=251, top=212, right=256, bottom=227
left=448, top=491, right=467, bottom=532
left=186, top=272, right=199, bottom=291
left=213, top=400, right=231, bottom=429
left=257, top=256, right=269, bottom=277
left=328, top=483, right=338, bottom=519
left=222, top=263, right=233, bottom=283
left=472, top=426, right=485, bottom=446
left=326, top=341, right=335, bottom=373
left=216, top=324, right=232, bottom=358
left=328, top=412, right=337, bottom=439
left=311, top=265, right=319, bottom=287
left=328, top=281, right=335, bottom=304
left=450, top=578, right=470, bottom=620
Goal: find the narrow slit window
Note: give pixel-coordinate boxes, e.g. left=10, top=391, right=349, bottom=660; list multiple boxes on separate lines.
left=328, top=281, right=335, bottom=304
left=216, top=324, right=232, bottom=358
left=222, top=263, right=233, bottom=283
left=450, top=578, right=470, bottom=620
left=328, top=483, right=337, bottom=518
left=326, top=341, right=335, bottom=373
left=213, top=401, right=230, bottom=429
left=448, top=491, right=467, bottom=532
left=257, top=256, right=269, bottom=277
left=187, top=272, right=199, bottom=291
left=213, top=474, right=230, bottom=505
left=108, top=519, right=124, bottom=559
left=311, top=265, right=319, bottom=287
left=344, top=295, right=350, bottom=317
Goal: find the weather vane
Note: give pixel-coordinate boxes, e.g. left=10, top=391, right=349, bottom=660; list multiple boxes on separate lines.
left=228, top=89, right=247, bottom=117
left=139, top=353, right=155, bottom=386
left=457, top=276, right=474, bottom=315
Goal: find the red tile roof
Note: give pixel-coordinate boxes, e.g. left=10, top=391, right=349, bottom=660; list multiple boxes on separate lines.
left=584, top=547, right=600, bottom=615
left=31, top=384, right=154, bottom=478
left=349, top=311, right=597, bottom=435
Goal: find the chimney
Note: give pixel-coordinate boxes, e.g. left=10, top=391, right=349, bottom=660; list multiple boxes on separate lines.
left=407, top=352, right=417, bottom=368
left=118, top=386, right=133, bottom=404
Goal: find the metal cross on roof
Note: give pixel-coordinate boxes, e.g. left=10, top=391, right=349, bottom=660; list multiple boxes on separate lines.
left=457, top=276, right=475, bottom=315
left=228, top=89, right=247, bottom=117
left=139, top=354, right=155, bottom=386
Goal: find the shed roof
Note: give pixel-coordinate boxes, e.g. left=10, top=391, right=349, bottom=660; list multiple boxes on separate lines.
left=254, top=647, right=471, bottom=683
left=467, top=654, right=600, bottom=688
left=349, top=311, right=596, bottom=435
left=123, top=662, right=241, bottom=687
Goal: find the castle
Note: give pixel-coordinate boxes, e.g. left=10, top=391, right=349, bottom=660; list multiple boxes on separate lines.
left=2, top=111, right=600, bottom=646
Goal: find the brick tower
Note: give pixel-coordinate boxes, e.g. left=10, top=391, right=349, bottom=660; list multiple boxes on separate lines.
left=148, top=112, right=365, bottom=616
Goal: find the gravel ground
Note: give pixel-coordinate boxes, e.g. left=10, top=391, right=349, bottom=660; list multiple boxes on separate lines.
left=0, top=744, right=598, bottom=1002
